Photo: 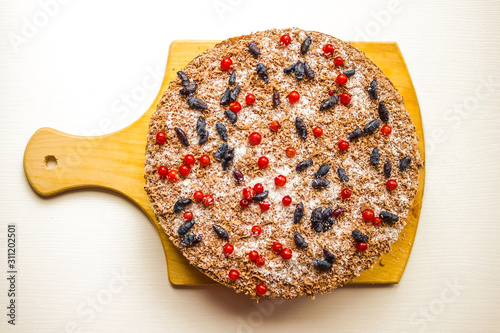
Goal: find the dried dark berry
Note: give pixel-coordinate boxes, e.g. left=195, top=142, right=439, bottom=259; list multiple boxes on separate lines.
left=229, top=84, right=241, bottom=102
left=174, top=127, right=190, bottom=147
left=181, top=234, right=202, bottom=247
left=178, top=220, right=195, bottom=236
left=272, top=88, right=280, bottom=107
left=296, top=160, right=313, bottom=172
left=179, top=82, right=197, bottom=95
left=348, top=128, right=363, bottom=141
left=337, top=167, right=349, bottom=182
left=301, top=36, right=312, bottom=55
left=364, top=119, right=381, bottom=134
left=352, top=229, right=369, bottom=242
left=293, top=232, right=308, bottom=249
left=312, top=179, right=330, bottom=188
left=314, top=164, right=330, bottom=178
left=224, top=109, right=237, bottom=124
left=220, top=87, right=231, bottom=105
left=215, top=143, right=228, bottom=160
left=294, top=60, right=305, bottom=80
left=248, top=40, right=261, bottom=56
left=320, top=94, right=339, bottom=111
left=232, top=169, right=244, bottom=183
left=173, top=198, right=192, bottom=213
left=322, top=207, right=333, bottom=221
left=284, top=63, right=295, bottom=74
left=380, top=211, right=399, bottom=223
left=222, top=148, right=234, bottom=171
left=343, top=69, right=356, bottom=77
left=216, top=122, right=227, bottom=141
left=196, top=116, right=206, bottom=136
left=177, top=71, right=189, bottom=82
left=229, top=71, right=237, bottom=85
left=212, top=224, right=230, bottom=240
left=314, top=259, right=333, bottom=271
left=323, top=249, right=336, bottom=263
left=311, top=207, right=323, bottom=233
left=253, top=190, right=269, bottom=201
left=378, top=101, right=390, bottom=122
left=323, top=217, right=335, bottom=232
left=186, top=96, right=208, bottom=110
left=384, top=158, right=392, bottom=178
left=293, top=202, right=304, bottom=224
left=295, top=117, right=307, bottom=140
left=332, top=208, right=345, bottom=219
left=370, top=147, right=380, bottom=166
left=304, top=61, right=315, bottom=79
left=400, top=156, right=412, bottom=171
left=368, top=78, right=378, bottom=99
left=256, top=63, right=269, bottom=83
left=198, top=130, right=209, bottom=145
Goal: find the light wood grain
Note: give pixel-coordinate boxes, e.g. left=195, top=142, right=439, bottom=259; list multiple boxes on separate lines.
left=23, top=41, right=424, bottom=286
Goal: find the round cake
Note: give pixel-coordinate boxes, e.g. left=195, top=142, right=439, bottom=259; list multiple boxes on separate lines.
left=144, top=28, right=422, bottom=299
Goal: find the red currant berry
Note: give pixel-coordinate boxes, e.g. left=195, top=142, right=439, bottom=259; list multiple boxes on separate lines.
left=313, top=126, right=323, bottom=137
left=340, top=92, right=351, bottom=104
left=336, top=73, right=348, bottom=86
left=328, top=90, right=335, bottom=96
left=255, top=256, right=266, bottom=266
left=221, top=57, right=232, bottom=71
left=322, top=44, right=335, bottom=56
left=257, top=156, right=269, bottom=168
left=202, top=194, right=214, bottom=206
left=280, top=34, right=291, bottom=47
left=338, top=140, right=349, bottom=151
left=193, top=191, right=203, bottom=201
left=288, top=91, right=300, bottom=103
left=381, top=125, right=392, bottom=136
left=156, top=132, right=166, bottom=144
left=183, top=211, right=193, bottom=221
left=158, top=166, right=168, bottom=178
left=271, top=242, right=282, bottom=253
left=249, top=250, right=259, bottom=261
left=355, top=242, right=368, bottom=252
left=229, top=101, right=242, bottom=113
left=249, top=132, right=262, bottom=145
left=280, top=248, right=292, bottom=259
left=282, top=195, right=292, bottom=206
left=386, top=179, right=398, bottom=191
left=253, top=183, right=264, bottom=194
left=184, top=154, right=195, bottom=166
left=373, top=217, right=382, bottom=226
left=239, top=199, right=250, bottom=208
left=334, top=56, right=343, bottom=66
left=269, top=120, right=280, bottom=132
left=245, top=93, right=256, bottom=105
left=251, top=225, right=262, bottom=236
left=285, top=147, right=296, bottom=157
left=341, top=188, right=352, bottom=199
left=256, top=283, right=268, bottom=295
left=223, top=243, right=234, bottom=255
left=199, top=155, right=210, bottom=166
left=179, top=164, right=190, bottom=176
left=242, top=187, right=256, bottom=200
left=259, top=200, right=270, bottom=212
left=362, top=209, right=375, bottom=222
left=228, top=269, right=239, bottom=281
left=274, top=175, right=287, bottom=187
left=167, top=170, right=179, bottom=182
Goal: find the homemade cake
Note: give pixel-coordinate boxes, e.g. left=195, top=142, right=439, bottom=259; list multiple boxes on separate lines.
left=144, top=28, right=423, bottom=299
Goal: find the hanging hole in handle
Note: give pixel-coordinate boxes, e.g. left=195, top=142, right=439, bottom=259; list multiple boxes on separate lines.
left=44, top=155, right=58, bottom=169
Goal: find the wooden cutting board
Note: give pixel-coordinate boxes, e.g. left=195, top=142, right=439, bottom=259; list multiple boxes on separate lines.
left=23, top=41, right=425, bottom=286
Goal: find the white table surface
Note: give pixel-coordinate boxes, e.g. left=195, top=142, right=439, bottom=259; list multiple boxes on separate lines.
left=1, top=0, right=499, bottom=332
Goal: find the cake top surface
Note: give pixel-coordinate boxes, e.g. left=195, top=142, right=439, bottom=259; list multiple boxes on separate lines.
left=144, top=28, right=422, bottom=299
